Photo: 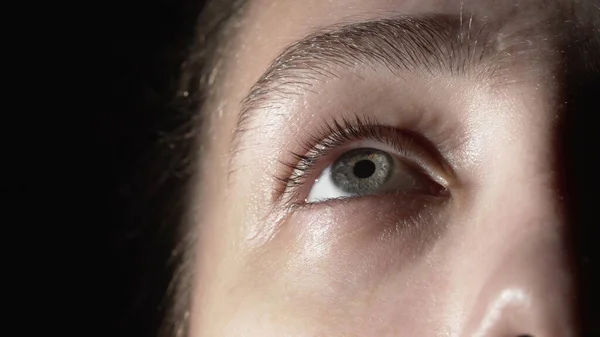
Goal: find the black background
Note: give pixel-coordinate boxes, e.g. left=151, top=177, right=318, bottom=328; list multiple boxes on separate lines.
left=88, top=0, right=206, bottom=336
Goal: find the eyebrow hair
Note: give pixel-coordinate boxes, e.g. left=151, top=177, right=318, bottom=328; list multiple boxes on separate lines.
left=233, top=14, right=511, bottom=148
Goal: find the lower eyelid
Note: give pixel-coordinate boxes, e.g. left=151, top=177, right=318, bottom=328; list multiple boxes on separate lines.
left=289, top=190, right=450, bottom=224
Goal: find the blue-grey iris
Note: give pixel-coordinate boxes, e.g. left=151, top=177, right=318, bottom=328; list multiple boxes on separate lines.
left=331, top=148, right=393, bottom=194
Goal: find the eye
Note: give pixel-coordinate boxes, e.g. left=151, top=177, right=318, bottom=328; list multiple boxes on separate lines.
left=307, top=147, right=445, bottom=203
left=275, top=117, right=452, bottom=206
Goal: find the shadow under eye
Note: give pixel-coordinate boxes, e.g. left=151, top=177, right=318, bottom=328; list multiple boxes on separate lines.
left=278, top=190, right=453, bottom=271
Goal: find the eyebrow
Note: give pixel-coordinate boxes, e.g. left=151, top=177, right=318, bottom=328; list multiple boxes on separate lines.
left=234, top=14, right=509, bottom=146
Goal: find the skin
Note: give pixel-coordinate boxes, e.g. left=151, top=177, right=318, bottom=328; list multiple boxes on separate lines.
left=188, top=0, right=600, bottom=336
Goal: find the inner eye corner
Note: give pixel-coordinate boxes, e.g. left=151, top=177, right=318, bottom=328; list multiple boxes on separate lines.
left=397, top=128, right=456, bottom=174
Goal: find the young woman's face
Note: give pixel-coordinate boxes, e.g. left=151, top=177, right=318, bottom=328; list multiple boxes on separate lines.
left=189, top=0, right=600, bottom=335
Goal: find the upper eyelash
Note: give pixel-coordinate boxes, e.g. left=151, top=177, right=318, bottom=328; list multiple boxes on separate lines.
left=274, top=115, right=413, bottom=204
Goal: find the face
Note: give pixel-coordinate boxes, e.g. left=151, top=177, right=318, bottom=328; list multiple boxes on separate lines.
left=188, top=0, right=600, bottom=336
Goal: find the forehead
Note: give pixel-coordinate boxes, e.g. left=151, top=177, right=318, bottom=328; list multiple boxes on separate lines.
left=244, top=0, right=554, bottom=28
left=215, top=0, right=590, bottom=116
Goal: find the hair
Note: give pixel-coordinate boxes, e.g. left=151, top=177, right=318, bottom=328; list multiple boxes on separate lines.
left=154, top=1, right=247, bottom=336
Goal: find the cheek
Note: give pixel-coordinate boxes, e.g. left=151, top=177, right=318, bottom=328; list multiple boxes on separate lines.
left=224, top=270, right=452, bottom=337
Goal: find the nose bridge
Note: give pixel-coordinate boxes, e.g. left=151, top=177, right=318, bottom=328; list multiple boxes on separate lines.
left=457, top=170, right=577, bottom=336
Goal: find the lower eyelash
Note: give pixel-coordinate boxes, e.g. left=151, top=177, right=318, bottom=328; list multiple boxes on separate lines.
left=274, top=115, right=412, bottom=204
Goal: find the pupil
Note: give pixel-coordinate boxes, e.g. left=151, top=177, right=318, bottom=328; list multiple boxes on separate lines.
left=353, top=160, right=376, bottom=179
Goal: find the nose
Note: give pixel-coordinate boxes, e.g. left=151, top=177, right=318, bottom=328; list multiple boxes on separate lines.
left=457, top=187, right=578, bottom=337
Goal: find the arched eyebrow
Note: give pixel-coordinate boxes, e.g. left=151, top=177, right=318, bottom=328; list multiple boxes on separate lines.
left=233, top=14, right=509, bottom=149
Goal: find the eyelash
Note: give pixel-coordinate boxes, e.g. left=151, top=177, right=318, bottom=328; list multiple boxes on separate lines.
left=275, top=116, right=420, bottom=205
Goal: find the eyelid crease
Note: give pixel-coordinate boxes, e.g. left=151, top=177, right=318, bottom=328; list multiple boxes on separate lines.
left=273, top=115, right=454, bottom=208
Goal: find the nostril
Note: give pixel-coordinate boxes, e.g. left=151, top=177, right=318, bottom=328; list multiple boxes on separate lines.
left=517, top=335, right=533, bottom=337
